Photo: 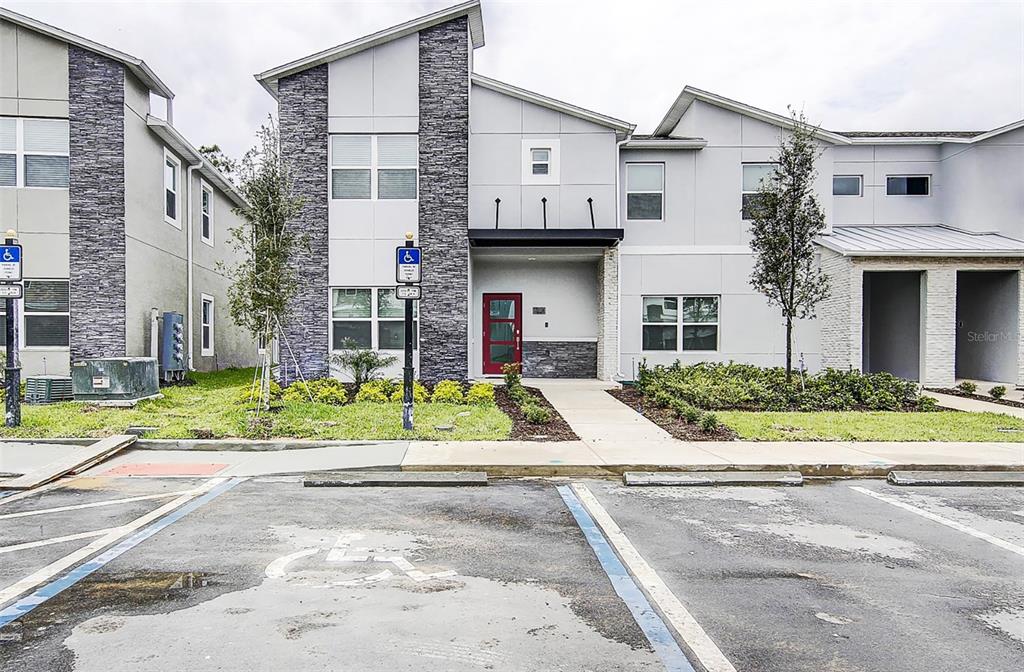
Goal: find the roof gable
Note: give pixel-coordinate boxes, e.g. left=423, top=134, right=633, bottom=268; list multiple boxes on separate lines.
left=0, top=7, right=173, bottom=98
left=255, top=0, right=484, bottom=98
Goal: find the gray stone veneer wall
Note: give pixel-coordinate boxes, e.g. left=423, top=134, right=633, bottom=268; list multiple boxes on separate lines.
left=523, top=341, right=598, bottom=378
left=68, top=46, right=126, bottom=361
left=418, top=17, right=470, bottom=383
left=278, top=66, right=329, bottom=384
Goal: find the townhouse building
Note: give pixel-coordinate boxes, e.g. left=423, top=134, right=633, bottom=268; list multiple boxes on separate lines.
left=259, top=0, right=1024, bottom=389
left=0, top=8, right=257, bottom=377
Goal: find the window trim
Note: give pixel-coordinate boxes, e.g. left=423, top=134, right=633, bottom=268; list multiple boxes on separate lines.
left=832, top=174, right=863, bottom=197
left=199, top=180, right=214, bottom=246
left=18, top=278, right=71, bottom=350
left=640, top=294, right=720, bottom=353
left=200, top=293, right=214, bottom=356
left=330, top=287, right=419, bottom=352
left=625, top=162, right=665, bottom=222
left=0, top=117, right=70, bottom=190
left=163, top=148, right=182, bottom=228
left=741, top=162, right=776, bottom=221
left=329, top=134, right=418, bottom=201
left=885, top=174, right=931, bottom=197
left=521, top=139, right=560, bottom=185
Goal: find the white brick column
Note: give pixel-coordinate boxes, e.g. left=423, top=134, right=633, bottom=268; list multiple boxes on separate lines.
left=596, top=247, right=619, bottom=381
left=921, top=268, right=957, bottom=388
left=1017, top=270, right=1024, bottom=389
left=818, top=250, right=861, bottom=371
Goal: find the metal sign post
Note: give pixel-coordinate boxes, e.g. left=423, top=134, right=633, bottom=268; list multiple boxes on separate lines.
left=2, top=232, right=22, bottom=427
left=396, top=234, right=421, bottom=431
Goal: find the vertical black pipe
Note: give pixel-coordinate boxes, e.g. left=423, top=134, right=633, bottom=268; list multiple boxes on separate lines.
left=541, top=197, right=548, bottom=229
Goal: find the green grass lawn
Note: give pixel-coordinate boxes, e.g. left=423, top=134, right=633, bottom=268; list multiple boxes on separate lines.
left=0, top=368, right=511, bottom=441
left=717, top=410, right=1024, bottom=441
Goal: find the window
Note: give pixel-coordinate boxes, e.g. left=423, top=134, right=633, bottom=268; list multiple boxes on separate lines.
left=887, top=175, right=929, bottom=196
left=23, top=280, right=69, bottom=348
left=330, top=135, right=417, bottom=200
left=200, top=182, right=213, bottom=245
left=742, top=163, right=775, bottom=220
left=626, top=163, right=664, bottom=220
left=521, top=139, right=559, bottom=184
left=164, top=150, right=180, bottom=226
left=201, top=294, right=214, bottom=356
left=530, top=148, right=550, bottom=175
left=0, top=117, right=70, bottom=188
left=641, top=295, right=719, bottom=352
left=833, top=175, right=862, bottom=196
left=331, top=287, right=417, bottom=351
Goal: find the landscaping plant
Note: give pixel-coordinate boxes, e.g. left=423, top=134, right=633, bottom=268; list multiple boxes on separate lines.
left=956, top=380, right=978, bottom=395
left=331, top=339, right=398, bottom=387
left=466, top=383, right=496, bottom=406
left=988, top=385, right=1006, bottom=400
left=522, top=403, right=552, bottom=424
left=431, top=380, right=465, bottom=404
left=355, top=379, right=395, bottom=403
left=390, top=381, right=428, bottom=403
left=283, top=378, right=347, bottom=405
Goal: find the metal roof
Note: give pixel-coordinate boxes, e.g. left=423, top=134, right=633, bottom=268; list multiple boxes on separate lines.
left=816, top=226, right=1024, bottom=257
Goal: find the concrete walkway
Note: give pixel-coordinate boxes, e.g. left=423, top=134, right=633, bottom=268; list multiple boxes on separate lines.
left=926, top=390, right=1024, bottom=419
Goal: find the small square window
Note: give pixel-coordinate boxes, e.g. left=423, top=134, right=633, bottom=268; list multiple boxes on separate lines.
left=833, top=175, right=862, bottom=196
left=531, top=148, right=550, bottom=175
left=887, top=175, right=929, bottom=196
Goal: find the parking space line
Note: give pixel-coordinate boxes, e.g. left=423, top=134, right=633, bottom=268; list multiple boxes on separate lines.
left=558, top=485, right=698, bottom=672
left=850, top=486, right=1024, bottom=558
left=568, top=483, right=738, bottom=672
left=0, top=477, right=242, bottom=627
left=0, top=528, right=118, bottom=555
left=0, top=490, right=193, bottom=521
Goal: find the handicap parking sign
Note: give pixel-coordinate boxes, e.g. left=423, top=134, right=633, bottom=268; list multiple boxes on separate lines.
left=0, top=245, right=22, bottom=282
left=396, top=246, right=421, bottom=283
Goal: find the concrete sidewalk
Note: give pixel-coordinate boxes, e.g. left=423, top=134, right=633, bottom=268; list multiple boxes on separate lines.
left=926, top=390, right=1024, bottom=418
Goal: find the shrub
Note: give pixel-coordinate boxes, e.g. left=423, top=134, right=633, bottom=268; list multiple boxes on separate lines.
left=522, top=403, right=552, bottom=424
left=466, top=382, right=496, bottom=406
left=330, top=339, right=398, bottom=386
left=502, top=362, right=522, bottom=389
left=355, top=379, right=394, bottom=403
left=988, top=385, right=1007, bottom=400
left=389, top=381, right=428, bottom=403
left=508, top=384, right=532, bottom=405
left=431, top=380, right=465, bottom=404
left=917, top=395, right=939, bottom=412
left=956, top=380, right=978, bottom=395
left=236, top=379, right=281, bottom=405
left=683, top=406, right=702, bottom=424
left=699, top=412, right=719, bottom=432
left=283, top=378, right=348, bottom=405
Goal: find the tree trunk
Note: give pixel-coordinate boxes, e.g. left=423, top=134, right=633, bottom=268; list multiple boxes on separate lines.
left=785, top=316, right=793, bottom=382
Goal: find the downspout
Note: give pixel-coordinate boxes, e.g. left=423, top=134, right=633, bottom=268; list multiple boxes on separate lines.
left=186, top=162, right=201, bottom=371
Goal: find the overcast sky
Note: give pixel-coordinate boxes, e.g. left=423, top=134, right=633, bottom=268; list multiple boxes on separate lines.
left=6, top=0, right=1023, bottom=158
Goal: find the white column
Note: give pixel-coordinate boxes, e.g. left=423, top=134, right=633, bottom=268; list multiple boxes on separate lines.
left=921, top=268, right=957, bottom=388
left=596, top=247, right=619, bottom=381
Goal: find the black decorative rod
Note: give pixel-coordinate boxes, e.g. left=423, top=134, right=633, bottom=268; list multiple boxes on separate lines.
left=541, top=197, right=548, bottom=229
left=587, top=197, right=595, bottom=228
left=494, top=197, right=501, bottom=229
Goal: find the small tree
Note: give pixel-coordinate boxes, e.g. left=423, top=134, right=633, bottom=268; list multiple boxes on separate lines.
left=748, top=109, right=830, bottom=381
left=219, top=117, right=305, bottom=408
left=198, top=144, right=237, bottom=183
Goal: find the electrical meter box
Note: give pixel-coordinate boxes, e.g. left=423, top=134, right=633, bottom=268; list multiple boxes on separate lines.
left=160, top=311, right=186, bottom=382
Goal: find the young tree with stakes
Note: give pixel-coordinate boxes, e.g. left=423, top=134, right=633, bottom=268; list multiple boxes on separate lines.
left=748, top=109, right=830, bottom=381
left=218, top=118, right=306, bottom=410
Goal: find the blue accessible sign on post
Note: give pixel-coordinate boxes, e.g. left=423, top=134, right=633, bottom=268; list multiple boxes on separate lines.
left=396, top=246, right=421, bottom=284
left=0, top=245, right=22, bottom=282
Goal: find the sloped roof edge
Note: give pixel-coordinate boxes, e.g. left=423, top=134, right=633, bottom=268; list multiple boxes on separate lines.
left=146, top=116, right=248, bottom=209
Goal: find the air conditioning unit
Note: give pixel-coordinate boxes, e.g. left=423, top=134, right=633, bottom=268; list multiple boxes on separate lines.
left=25, top=375, right=74, bottom=404
left=71, top=357, right=160, bottom=403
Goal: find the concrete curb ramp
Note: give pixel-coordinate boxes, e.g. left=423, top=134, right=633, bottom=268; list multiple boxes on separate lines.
left=303, top=471, right=488, bottom=487
left=888, top=470, right=1024, bottom=486
left=623, top=471, right=803, bottom=486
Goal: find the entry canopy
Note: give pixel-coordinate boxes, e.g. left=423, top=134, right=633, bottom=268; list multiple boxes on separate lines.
left=816, top=225, right=1024, bottom=257
left=468, top=228, right=624, bottom=248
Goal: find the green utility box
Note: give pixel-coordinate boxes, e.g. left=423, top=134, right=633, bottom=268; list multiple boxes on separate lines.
left=71, top=357, right=160, bottom=402
left=25, top=375, right=74, bottom=404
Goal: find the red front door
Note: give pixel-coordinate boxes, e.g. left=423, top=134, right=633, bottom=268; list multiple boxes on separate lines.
left=483, top=293, right=522, bottom=375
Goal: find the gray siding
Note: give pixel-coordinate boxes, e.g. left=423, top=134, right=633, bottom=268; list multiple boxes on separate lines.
left=68, top=45, right=125, bottom=361
left=278, top=65, right=330, bottom=384
left=418, top=17, right=470, bottom=383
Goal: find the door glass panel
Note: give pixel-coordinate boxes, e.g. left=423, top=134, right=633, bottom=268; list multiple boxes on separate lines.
left=489, top=322, right=514, bottom=342
left=488, top=299, right=515, bottom=319
left=489, top=344, right=514, bottom=364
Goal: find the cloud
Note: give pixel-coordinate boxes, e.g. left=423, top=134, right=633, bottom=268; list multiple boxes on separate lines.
left=5, top=0, right=1022, bottom=157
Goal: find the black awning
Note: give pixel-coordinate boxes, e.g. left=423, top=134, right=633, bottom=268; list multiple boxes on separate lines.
left=468, top=228, right=624, bottom=247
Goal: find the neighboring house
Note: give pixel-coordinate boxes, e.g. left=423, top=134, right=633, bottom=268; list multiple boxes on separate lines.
left=258, top=0, right=1024, bottom=388
left=0, top=7, right=257, bottom=377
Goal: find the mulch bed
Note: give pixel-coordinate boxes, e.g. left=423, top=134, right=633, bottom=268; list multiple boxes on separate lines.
left=495, top=386, right=579, bottom=442
left=607, top=387, right=737, bottom=441
left=927, top=388, right=1024, bottom=409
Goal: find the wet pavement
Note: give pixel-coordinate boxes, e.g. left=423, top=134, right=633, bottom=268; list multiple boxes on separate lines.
left=0, top=475, right=1022, bottom=671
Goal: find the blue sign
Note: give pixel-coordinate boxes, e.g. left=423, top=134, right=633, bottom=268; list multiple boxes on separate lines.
left=0, top=245, right=22, bottom=282
left=396, top=246, right=421, bottom=283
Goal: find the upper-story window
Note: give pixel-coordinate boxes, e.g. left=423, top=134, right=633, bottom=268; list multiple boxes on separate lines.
left=833, top=175, right=862, bottom=196
left=886, top=175, right=929, bottom=196
left=200, top=182, right=213, bottom=245
left=626, top=163, right=664, bottom=221
left=521, top=139, right=559, bottom=185
left=164, top=149, right=181, bottom=226
left=0, top=117, right=70, bottom=188
left=531, top=148, right=551, bottom=175
left=330, top=134, right=418, bottom=200
left=741, top=163, right=775, bottom=220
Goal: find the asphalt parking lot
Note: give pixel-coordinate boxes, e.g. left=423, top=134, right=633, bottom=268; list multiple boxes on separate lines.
left=1, top=476, right=1022, bottom=671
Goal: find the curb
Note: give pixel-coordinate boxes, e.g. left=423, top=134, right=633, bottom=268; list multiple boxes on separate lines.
left=304, top=470, right=488, bottom=487
left=888, top=470, right=1024, bottom=486
left=3, top=438, right=402, bottom=452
